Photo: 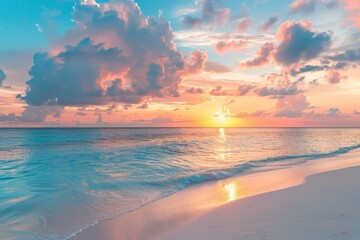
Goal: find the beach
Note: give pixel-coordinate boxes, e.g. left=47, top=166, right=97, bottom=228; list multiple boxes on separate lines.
left=73, top=149, right=360, bottom=240
left=2, top=0, right=360, bottom=239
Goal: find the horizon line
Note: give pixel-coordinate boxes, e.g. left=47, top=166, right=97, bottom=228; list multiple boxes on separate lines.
left=1, top=126, right=360, bottom=129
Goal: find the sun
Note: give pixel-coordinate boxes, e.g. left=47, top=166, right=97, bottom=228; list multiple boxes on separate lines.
left=213, top=107, right=232, bottom=126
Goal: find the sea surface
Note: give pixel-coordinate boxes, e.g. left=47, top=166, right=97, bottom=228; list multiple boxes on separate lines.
left=1, top=128, right=360, bottom=240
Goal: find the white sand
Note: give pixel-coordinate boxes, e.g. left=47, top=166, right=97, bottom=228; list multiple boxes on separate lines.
left=73, top=150, right=360, bottom=240
left=158, top=166, right=360, bottom=240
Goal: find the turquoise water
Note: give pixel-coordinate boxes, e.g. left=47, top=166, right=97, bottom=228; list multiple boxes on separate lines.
left=1, top=128, right=360, bottom=239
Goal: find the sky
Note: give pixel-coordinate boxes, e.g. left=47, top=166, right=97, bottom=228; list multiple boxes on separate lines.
left=0, top=0, right=360, bottom=127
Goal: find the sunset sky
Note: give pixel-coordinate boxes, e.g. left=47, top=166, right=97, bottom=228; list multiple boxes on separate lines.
left=0, top=0, right=359, bottom=127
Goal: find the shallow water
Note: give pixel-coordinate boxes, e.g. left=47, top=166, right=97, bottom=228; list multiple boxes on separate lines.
left=1, top=128, right=360, bottom=239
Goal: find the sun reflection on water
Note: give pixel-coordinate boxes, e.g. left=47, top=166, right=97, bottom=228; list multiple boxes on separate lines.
left=217, top=128, right=227, bottom=161
left=219, top=127, right=225, bottom=139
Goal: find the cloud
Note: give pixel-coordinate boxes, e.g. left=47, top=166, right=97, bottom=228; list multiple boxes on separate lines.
left=182, top=15, right=202, bottom=29
left=274, top=94, right=346, bottom=119
left=136, top=103, right=149, bottom=109
left=289, top=0, right=338, bottom=14
left=209, top=85, right=233, bottom=96
left=262, top=15, right=279, bottom=32
left=181, top=0, right=230, bottom=29
left=326, top=107, right=341, bottom=117
left=327, top=47, right=360, bottom=61
left=186, top=87, right=204, bottom=94
left=240, top=21, right=331, bottom=68
left=214, top=40, right=247, bottom=54
left=289, top=0, right=317, bottom=14
left=174, top=30, right=270, bottom=48
left=254, top=73, right=303, bottom=98
left=209, top=84, right=255, bottom=96
left=354, top=110, right=360, bottom=115
left=235, top=110, right=270, bottom=118
left=309, top=79, right=319, bottom=86
left=306, top=107, right=346, bottom=118
left=175, top=7, right=198, bottom=16
left=291, top=64, right=327, bottom=75
left=209, top=74, right=302, bottom=98
left=334, top=61, right=348, bottom=69
left=237, top=84, right=256, bottom=96
left=18, top=1, right=207, bottom=107
left=0, top=106, right=63, bottom=123
left=205, top=61, right=231, bottom=73
left=290, top=61, right=348, bottom=76
left=82, top=0, right=99, bottom=6
left=341, top=0, right=360, bottom=29
left=185, top=50, right=208, bottom=74
left=236, top=18, right=251, bottom=33
left=236, top=103, right=346, bottom=120
left=95, top=112, right=103, bottom=124
left=275, top=94, right=310, bottom=118
left=254, top=85, right=301, bottom=97
left=289, top=60, right=349, bottom=85
left=323, top=0, right=339, bottom=9
left=0, top=68, right=6, bottom=87
left=197, top=0, right=230, bottom=27
left=239, top=42, right=274, bottom=67
left=324, top=69, right=347, bottom=84
left=76, top=111, right=87, bottom=116
left=274, top=21, right=331, bottom=66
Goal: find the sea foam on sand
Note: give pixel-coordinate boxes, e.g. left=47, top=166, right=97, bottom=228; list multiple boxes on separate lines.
left=73, top=150, right=360, bottom=240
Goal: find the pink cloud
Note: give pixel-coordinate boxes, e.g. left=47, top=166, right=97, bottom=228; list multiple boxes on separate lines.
left=324, top=69, right=347, bottom=84
left=184, top=51, right=208, bottom=75
left=182, top=0, right=230, bottom=29
left=18, top=1, right=207, bottom=107
left=209, top=85, right=255, bottom=97
left=0, top=106, right=63, bottom=123
left=208, top=75, right=302, bottom=98
left=275, top=20, right=331, bottom=65
left=290, top=0, right=317, bottom=14
left=275, top=94, right=310, bottom=118
left=289, top=0, right=338, bottom=14
left=236, top=18, right=251, bottom=33
left=214, top=40, right=248, bottom=54
left=186, top=87, right=204, bottom=94
left=262, top=15, right=279, bottom=32
left=235, top=111, right=271, bottom=118
left=240, top=20, right=331, bottom=69
left=205, top=61, right=231, bottom=73
left=238, top=42, right=274, bottom=67
left=341, top=0, right=360, bottom=29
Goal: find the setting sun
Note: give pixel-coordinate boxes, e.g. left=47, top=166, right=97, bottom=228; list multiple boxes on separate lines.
left=213, top=107, right=235, bottom=127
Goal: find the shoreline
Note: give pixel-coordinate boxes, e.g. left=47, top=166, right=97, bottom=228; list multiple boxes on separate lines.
left=72, top=149, right=360, bottom=240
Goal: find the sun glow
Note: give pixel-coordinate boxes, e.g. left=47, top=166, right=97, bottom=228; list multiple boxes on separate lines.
left=213, top=107, right=233, bottom=127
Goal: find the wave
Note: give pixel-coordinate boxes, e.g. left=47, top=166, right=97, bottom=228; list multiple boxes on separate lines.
left=66, top=143, right=360, bottom=240
left=158, top=143, right=360, bottom=194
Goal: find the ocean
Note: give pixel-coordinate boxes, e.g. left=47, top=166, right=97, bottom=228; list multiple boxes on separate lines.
left=1, top=128, right=360, bottom=240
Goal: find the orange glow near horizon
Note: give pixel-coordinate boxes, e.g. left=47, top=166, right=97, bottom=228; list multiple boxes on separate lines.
left=210, top=107, right=242, bottom=127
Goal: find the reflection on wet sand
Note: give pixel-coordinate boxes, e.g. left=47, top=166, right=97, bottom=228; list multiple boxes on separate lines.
left=73, top=149, right=360, bottom=240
